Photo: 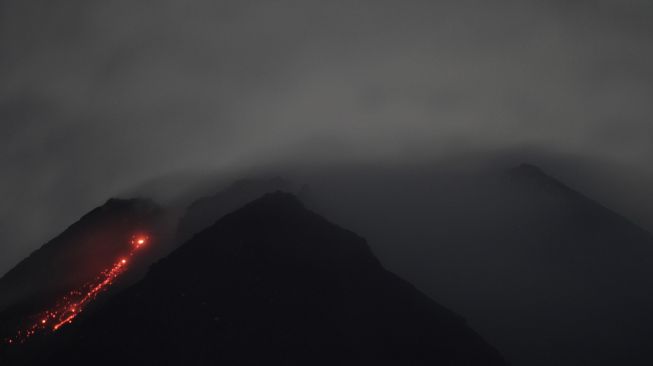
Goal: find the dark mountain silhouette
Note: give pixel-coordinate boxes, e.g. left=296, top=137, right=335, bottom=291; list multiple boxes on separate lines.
left=5, top=161, right=650, bottom=365
left=298, top=163, right=653, bottom=365
left=45, top=192, right=506, bottom=366
left=176, top=177, right=295, bottom=242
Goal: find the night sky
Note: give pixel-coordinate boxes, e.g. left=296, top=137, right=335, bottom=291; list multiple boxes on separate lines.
left=2, top=0, right=653, bottom=275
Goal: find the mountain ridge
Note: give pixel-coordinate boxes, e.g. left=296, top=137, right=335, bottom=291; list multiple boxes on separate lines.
left=49, top=191, right=507, bottom=366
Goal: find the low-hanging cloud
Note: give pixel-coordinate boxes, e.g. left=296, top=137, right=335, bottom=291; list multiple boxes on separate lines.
left=1, top=0, right=653, bottom=274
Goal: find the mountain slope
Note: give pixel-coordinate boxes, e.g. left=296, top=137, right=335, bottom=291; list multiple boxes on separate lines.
left=0, top=198, right=171, bottom=356
left=53, top=192, right=506, bottom=366
left=0, top=198, right=164, bottom=311
left=488, top=164, right=653, bottom=365
left=298, top=163, right=653, bottom=366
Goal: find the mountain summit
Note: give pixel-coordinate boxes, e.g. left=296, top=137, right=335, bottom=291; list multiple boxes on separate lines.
left=176, top=177, right=294, bottom=242
left=51, top=192, right=506, bottom=366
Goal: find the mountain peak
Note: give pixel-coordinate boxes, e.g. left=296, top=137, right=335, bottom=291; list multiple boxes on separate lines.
left=177, top=177, right=296, bottom=241
left=508, top=163, right=552, bottom=181
left=103, top=197, right=157, bottom=207
left=511, top=163, right=545, bottom=175
left=233, top=190, right=305, bottom=214
left=507, top=163, right=573, bottom=194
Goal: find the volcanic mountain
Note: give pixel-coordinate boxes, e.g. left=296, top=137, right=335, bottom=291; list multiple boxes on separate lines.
left=46, top=192, right=507, bottom=366
left=0, top=198, right=168, bottom=346
left=0, top=198, right=165, bottom=310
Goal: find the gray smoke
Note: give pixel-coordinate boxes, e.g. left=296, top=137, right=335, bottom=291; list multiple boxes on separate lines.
left=1, top=0, right=653, bottom=274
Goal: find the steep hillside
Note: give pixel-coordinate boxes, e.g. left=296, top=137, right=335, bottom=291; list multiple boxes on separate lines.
left=51, top=192, right=506, bottom=366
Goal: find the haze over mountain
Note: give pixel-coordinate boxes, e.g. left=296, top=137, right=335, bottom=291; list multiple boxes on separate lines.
left=3, top=0, right=653, bottom=275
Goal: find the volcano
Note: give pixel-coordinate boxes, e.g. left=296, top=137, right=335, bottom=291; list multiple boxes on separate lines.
left=42, top=192, right=506, bottom=366
left=0, top=198, right=166, bottom=346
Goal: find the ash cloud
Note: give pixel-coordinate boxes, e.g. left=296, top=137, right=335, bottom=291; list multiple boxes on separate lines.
left=1, top=0, right=653, bottom=274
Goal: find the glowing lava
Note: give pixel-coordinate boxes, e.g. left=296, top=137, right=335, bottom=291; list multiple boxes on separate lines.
left=4, top=234, right=150, bottom=345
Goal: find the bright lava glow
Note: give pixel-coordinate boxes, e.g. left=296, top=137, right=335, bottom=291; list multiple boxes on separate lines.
left=4, top=234, right=150, bottom=345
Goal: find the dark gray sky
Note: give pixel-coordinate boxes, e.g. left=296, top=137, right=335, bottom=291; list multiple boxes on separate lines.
left=1, top=0, right=653, bottom=275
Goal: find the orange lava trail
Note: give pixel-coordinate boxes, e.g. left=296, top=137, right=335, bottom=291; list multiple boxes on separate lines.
left=4, top=235, right=149, bottom=345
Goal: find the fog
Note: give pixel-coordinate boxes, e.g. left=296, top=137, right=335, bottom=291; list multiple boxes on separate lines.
left=2, top=0, right=653, bottom=274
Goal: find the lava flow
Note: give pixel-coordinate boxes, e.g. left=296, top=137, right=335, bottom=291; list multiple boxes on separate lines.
left=4, top=234, right=150, bottom=345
